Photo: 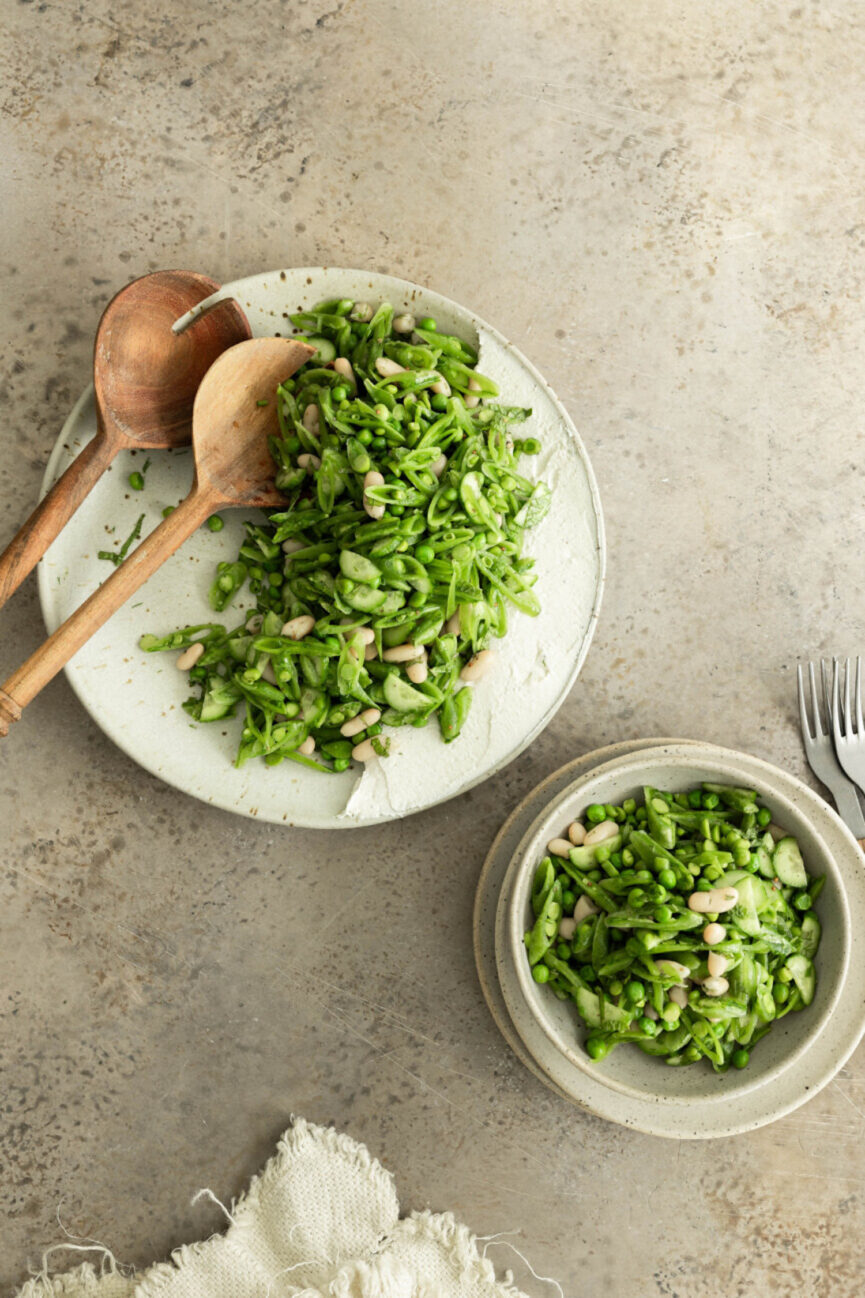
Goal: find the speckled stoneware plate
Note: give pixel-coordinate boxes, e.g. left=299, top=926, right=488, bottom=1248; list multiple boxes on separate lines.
left=474, top=740, right=865, bottom=1138
left=37, top=269, right=604, bottom=827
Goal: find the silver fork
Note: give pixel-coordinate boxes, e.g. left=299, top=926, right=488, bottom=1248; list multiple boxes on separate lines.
left=831, top=656, right=865, bottom=804
left=797, top=660, right=865, bottom=839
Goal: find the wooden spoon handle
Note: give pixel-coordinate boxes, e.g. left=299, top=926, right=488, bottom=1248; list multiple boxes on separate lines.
left=0, top=487, right=216, bottom=734
left=0, top=431, right=118, bottom=608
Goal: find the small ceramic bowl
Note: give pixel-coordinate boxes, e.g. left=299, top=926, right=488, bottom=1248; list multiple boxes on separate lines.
left=504, top=744, right=851, bottom=1110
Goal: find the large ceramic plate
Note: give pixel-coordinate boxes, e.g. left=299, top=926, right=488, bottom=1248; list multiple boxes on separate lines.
left=474, top=741, right=865, bottom=1138
left=36, top=269, right=604, bottom=827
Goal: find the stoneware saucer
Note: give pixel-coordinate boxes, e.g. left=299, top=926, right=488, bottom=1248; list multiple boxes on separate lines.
left=36, top=268, right=604, bottom=827
left=474, top=739, right=865, bottom=1138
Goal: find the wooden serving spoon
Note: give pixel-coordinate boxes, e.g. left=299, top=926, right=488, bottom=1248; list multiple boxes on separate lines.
left=0, top=336, right=314, bottom=736
left=0, top=269, right=251, bottom=608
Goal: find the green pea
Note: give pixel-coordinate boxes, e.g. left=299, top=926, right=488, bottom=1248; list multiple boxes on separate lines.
left=532, top=965, right=550, bottom=984
left=415, top=544, right=434, bottom=564
left=586, top=1037, right=606, bottom=1060
left=418, top=316, right=437, bottom=330
left=658, top=867, right=677, bottom=889
left=521, top=437, right=541, bottom=455
left=162, top=505, right=176, bottom=518
left=703, top=864, right=722, bottom=882
left=638, top=1016, right=659, bottom=1036
left=793, top=891, right=812, bottom=911
left=358, top=428, right=373, bottom=445
left=654, top=904, right=673, bottom=924
left=628, top=888, right=646, bottom=908
left=622, top=798, right=636, bottom=815
left=773, top=982, right=790, bottom=1004
left=702, top=792, right=720, bottom=809
left=608, top=979, right=624, bottom=996
left=431, top=394, right=448, bottom=412
left=621, top=848, right=635, bottom=867
left=332, top=385, right=349, bottom=402
left=556, top=942, right=571, bottom=960
left=586, top=804, right=606, bottom=823
left=207, top=514, right=225, bottom=532
left=661, top=1002, right=681, bottom=1024
left=757, top=807, right=772, bottom=827
left=562, top=889, right=576, bottom=911
left=129, top=471, right=145, bottom=491
left=684, top=1045, right=702, bottom=1062
left=625, top=980, right=645, bottom=1004
left=731, top=1048, right=750, bottom=1070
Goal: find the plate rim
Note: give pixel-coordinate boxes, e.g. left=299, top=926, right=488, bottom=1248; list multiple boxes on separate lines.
left=37, top=267, right=606, bottom=827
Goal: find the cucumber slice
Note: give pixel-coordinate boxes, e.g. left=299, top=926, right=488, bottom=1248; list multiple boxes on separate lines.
left=772, top=837, right=808, bottom=888
left=383, top=673, right=430, bottom=713
left=751, top=846, right=775, bottom=879
left=339, top=549, right=381, bottom=585
left=787, top=954, right=816, bottom=1005
left=343, top=585, right=387, bottom=612
left=800, top=912, right=821, bottom=959
left=306, top=335, right=336, bottom=362
left=575, top=986, right=632, bottom=1030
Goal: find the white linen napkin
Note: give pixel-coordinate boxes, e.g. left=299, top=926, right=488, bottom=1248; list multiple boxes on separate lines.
left=17, top=1118, right=543, bottom=1298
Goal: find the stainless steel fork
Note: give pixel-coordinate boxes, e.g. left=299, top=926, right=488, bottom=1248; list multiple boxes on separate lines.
left=830, top=656, right=865, bottom=806
left=797, top=660, right=865, bottom=840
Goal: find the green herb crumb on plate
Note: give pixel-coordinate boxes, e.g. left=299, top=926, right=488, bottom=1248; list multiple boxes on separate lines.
left=140, top=298, right=552, bottom=773
left=525, top=782, right=822, bottom=1071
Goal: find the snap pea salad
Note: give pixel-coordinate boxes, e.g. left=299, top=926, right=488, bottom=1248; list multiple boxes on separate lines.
left=525, top=783, right=823, bottom=1071
left=140, top=299, right=551, bottom=773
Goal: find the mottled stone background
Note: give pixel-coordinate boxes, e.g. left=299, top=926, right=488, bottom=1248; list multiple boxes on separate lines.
left=2, top=1, right=865, bottom=1294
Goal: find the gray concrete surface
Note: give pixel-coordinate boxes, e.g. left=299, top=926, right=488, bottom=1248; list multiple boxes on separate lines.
left=2, top=1, right=864, bottom=1293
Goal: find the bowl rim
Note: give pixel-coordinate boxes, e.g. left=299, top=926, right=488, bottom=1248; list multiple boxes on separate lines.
left=504, top=742, right=852, bottom=1105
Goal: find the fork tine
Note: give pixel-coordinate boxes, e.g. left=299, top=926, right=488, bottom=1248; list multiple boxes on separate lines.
left=808, top=661, right=823, bottom=736
left=843, top=656, right=853, bottom=739
left=820, top=658, right=834, bottom=730
left=857, top=656, right=864, bottom=737
left=831, top=657, right=844, bottom=743
left=797, top=663, right=813, bottom=739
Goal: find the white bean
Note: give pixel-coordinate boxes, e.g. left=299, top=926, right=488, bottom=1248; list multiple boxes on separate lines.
left=283, top=537, right=305, bottom=556
left=352, top=738, right=378, bottom=762
left=176, top=642, right=205, bottom=671
left=707, top=952, right=729, bottom=978
left=430, top=373, right=451, bottom=396
left=297, top=736, right=315, bottom=756
left=701, top=975, right=729, bottom=997
left=703, top=922, right=726, bottom=946
left=407, top=661, right=428, bottom=684
left=573, top=895, right=598, bottom=925
left=558, top=917, right=577, bottom=941
left=364, top=642, right=378, bottom=661
left=382, top=643, right=423, bottom=664
left=567, top=821, right=586, bottom=846
left=644, top=1005, right=659, bottom=1021
left=460, top=649, right=496, bottom=682
left=547, top=837, right=573, bottom=859
left=430, top=454, right=448, bottom=478
left=351, top=302, right=373, bottom=322
left=260, top=660, right=277, bottom=684
left=332, top=356, right=355, bottom=387
left=654, top=959, right=691, bottom=984
left=584, top=819, right=619, bottom=847
left=302, top=404, right=320, bottom=432
left=281, top=615, right=315, bottom=641
left=340, top=715, right=368, bottom=738
left=354, top=627, right=375, bottom=646
left=393, top=313, right=416, bottom=333
left=444, top=612, right=461, bottom=636
left=363, top=469, right=385, bottom=521
left=360, top=707, right=381, bottom=726
left=375, top=356, right=405, bottom=378
left=688, top=887, right=739, bottom=914
left=768, top=822, right=788, bottom=842
left=464, top=376, right=482, bottom=409
left=297, top=453, right=321, bottom=472
left=669, top=985, right=690, bottom=1008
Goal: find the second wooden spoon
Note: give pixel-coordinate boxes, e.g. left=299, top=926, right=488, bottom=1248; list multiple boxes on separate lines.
left=0, top=336, right=314, bottom=736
